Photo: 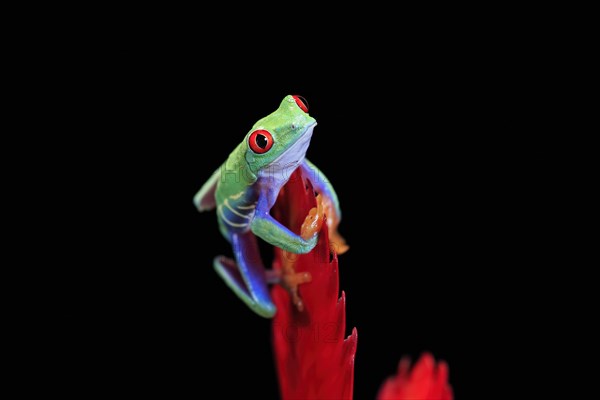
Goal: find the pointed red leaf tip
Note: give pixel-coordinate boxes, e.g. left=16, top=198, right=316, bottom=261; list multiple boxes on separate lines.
left=376, top=352, right=453, bottom=400
left=271, top=168, right=357, bottom=400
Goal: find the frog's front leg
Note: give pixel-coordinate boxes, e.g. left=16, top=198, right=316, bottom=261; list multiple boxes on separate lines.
left=252, top=189, right=325, bottom=312
left=300, top=159, right=349, bottom=254
left=251, top=195, right=319, bottom=254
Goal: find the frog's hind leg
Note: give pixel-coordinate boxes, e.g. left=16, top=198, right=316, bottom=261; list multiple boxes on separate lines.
left=213, top=231, right=276, bottom=318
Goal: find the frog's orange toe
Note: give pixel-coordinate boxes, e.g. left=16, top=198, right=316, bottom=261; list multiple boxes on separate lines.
left=330, top=230, right=350, bottom=255
left=278, top=270, right=312, bottom=312
left=301, top=195, right=325, bottom=239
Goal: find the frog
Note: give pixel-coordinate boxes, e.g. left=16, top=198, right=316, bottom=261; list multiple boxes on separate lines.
left=193, top=95, right=347, bottom=318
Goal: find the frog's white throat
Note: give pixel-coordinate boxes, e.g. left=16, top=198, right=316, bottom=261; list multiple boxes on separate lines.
left=258, top=123, right=316, bottom=183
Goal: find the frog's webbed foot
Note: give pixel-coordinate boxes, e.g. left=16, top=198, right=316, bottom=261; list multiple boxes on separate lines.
left=303, top=194, right=349, bottom=255
left=264, top=194, right=348, bottom=312
left=263, top=194, right=320, bottom=312
left=266, top=266, right=312, bottom=312
left=329, top=229, right=349, bottom=255
left=270, top=195, right=324, bottom=311
left=319, top=194, right=350, bottom=255
left=301, top=194, right=325, bottom=239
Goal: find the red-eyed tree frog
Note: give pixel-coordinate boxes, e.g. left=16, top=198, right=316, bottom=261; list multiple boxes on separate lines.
left=194, top=95, right=347, bottom=318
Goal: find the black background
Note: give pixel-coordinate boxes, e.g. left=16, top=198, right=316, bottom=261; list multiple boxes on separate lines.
left=40, top=43, right=532, bottom=398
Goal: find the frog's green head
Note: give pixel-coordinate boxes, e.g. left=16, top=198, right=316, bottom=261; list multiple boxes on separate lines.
left=244, top=95, right=317, bottom=178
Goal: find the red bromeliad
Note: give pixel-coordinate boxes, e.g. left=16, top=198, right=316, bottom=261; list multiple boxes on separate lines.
left=377, top=353, right=453, bottom=400
left=270, top=168, right=453, bottom=400
left=271, top=168, right=357, bottom=399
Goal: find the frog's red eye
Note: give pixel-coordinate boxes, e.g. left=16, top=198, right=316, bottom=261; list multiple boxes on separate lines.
left=248, top=129, right=274, bottom=154
left=292, top=95, right=309, bottom=113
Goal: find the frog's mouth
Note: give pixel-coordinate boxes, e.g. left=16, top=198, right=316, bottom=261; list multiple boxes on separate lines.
left=261, top=122, right=316, bottom=180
